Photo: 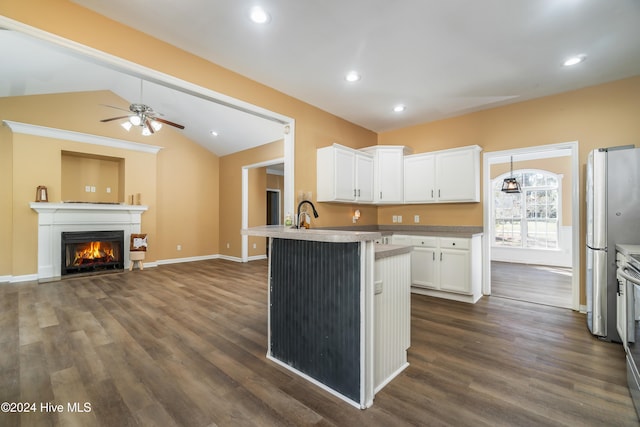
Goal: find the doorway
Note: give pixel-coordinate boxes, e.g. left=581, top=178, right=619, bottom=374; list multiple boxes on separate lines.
left=482, top=142, right=580, bottom=310
left=242, top=159, right=289, bottom=262
left=266, top=190, right=281, bottom=226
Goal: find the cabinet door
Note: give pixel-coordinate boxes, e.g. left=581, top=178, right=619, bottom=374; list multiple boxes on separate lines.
left=439, top=249, right=470, bottom=294
left=435, top=148, right=479, bottom=202
left=355, top=153, right=374, bottom=202
left=333, top=147, right=357, bottom=201
left=412, top=247, right=438, bottom=289
left=376, top=149, right=404, bottom=203
left=404, top=154, right=435, bottom=203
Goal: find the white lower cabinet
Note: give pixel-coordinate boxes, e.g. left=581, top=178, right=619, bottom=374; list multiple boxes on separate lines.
left=392, top=234, right=482, bottom=303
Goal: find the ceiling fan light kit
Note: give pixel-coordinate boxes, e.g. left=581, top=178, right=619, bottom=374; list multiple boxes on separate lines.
left=100, top=82, right=184, bottom=136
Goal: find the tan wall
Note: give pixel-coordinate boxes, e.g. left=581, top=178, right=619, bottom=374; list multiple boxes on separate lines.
left=219, top=141, right=283, bottom=259
left=61, top=152, right=123, bottom=203
left=3, top=1, right=640, bottom=306
left=379, top=76, right=640, bottom=304
left=0, top=89, right=219, bottom=275
left=491, top=156, right=572, bottom=225
left=0, top=0, right=379, bottom=270
left=0, top=126, right=13, bottom=276
left=249, top=167, right=268, bottom=256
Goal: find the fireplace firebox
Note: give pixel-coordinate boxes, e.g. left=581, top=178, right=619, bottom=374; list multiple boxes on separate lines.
left=61, top=230, right=124, bottom=275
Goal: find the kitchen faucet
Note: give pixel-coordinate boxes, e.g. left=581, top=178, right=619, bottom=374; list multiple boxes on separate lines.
left=296, top=200, right=319, bottom=229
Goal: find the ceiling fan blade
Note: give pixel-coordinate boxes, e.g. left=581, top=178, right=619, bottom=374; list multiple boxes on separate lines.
left=153, top=117, right=185, bottom=129
left=100, top=115, right=131, bottom=123
left=145, top=118, right=155, bottom=134
left=100, top=104, right=131, bottom=113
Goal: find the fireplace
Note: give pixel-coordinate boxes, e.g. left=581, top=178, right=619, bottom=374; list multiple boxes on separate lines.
left=61, top=230, right=124, bottom=275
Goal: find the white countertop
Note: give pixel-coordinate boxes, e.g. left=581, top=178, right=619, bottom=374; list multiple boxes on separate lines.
left=374, top=244, right=412, bottom=260
left=242, top=225, right=381, bottom=242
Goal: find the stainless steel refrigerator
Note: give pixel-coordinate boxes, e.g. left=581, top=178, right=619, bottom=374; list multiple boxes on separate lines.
left=586, top=146, right=640, bottom=342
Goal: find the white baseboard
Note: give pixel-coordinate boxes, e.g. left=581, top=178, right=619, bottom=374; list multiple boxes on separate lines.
left=218, top=254, right=243, bottom=262
left=218, top=254, right=267, bottom=262
left=4, top=273, right=39, bottom=283
left=2, top=253, right=266, bottom=282
left=155, top=254, right=220, bottom=265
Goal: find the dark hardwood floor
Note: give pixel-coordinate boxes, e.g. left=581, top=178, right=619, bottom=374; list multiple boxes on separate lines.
left=491, top=261, right=573, bottom=309
left=1, top=259, right=637, bottom=426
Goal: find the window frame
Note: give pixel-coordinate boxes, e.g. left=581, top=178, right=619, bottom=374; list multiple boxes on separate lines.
left=492, top=169, right=562, bottom=250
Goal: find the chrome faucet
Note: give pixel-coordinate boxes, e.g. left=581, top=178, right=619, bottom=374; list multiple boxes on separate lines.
left=296, top=200, right=319, bottom=228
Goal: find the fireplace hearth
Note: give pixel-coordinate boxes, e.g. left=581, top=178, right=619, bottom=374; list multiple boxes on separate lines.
left=61, top=230, right=124, bottom=275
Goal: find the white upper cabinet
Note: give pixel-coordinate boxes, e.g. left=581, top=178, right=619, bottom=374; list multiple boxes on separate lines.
left=404, top=145, right=481, bottom=204
left=360, top=146, right=412, bottom=204
left=435, top=146, right=481, bottom=202
left=317, top=144, right=373, bottom=203
left=404, top=153, right=436, bottom=203
left=318, top=144, right=480, bottom=205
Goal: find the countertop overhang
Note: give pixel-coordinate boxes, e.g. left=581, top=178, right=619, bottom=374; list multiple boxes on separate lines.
left=242, top=225, right=381, bottom=243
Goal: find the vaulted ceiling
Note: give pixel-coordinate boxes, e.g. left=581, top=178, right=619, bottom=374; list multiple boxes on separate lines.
left=3, top=1, right=640, bottom=155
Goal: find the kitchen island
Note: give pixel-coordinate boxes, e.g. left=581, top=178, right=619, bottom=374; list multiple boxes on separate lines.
left=241, top=225, right=411, bottom=409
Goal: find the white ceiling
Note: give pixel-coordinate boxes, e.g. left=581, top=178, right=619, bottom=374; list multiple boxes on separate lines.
left=3, top=1, right=640, bottom=155
left=69, top=0, right=640, bottom=132
left=0, top=30, right=285, bottom=157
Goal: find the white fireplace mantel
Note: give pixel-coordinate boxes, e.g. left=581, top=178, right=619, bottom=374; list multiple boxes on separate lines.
left=31, top=202, right=148, bottom=279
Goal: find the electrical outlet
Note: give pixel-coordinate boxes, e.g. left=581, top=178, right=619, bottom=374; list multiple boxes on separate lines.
left=85, top=185, right=91, bottom=192
left=106, top=187, right=111, bottom=193
left=90, top=186, right=96, bottom=193
left=397, top=215, right=403, bottom=223
left=177, top=244, right=181, bottom=251
left=414, top=215, right=420, bottom=223
left=252, top=243, right=257, bottom=249
left=392, top=215, right=398, bottom=223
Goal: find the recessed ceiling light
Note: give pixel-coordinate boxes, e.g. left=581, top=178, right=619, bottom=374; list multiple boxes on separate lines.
left=393, top=104, right=406, bottom=113
left=345, top=71, right=361, bottom=82
left=210, top=130, right=219, bottom=137
left=249, top=6, right=270, bottom=24
left=563, top=55, right=586, bottom=67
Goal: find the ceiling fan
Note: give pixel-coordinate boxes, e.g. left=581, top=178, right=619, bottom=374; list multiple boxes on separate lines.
left=100, top=81, right=184, bottom=135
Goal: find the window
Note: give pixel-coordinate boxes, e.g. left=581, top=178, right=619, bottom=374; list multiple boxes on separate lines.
left=493, top=170, right=560, bottom=249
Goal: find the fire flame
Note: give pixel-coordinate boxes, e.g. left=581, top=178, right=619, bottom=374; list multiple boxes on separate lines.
left=73, top=241, right=115, bottom=266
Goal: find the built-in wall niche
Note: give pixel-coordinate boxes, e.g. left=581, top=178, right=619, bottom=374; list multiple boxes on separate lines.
left=61, top=151, right=124, bottom=203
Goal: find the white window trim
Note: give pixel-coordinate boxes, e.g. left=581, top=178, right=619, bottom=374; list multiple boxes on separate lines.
left=492, top=169, right=563, bottom=250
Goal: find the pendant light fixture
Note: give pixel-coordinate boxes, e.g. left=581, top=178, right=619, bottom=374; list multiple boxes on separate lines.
left=501, top=156, right=521, bottom=193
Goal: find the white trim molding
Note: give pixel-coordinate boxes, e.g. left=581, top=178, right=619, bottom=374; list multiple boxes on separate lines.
left=30, top=202, right=148, bottom=279
left=3, top=120, right=163, bottom=154
left=482, top=141, right=580, bottom=311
